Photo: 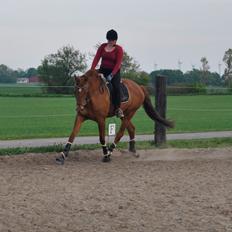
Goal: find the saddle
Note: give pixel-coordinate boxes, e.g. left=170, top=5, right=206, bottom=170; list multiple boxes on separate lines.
left=107, top=80, right=129, bottom=103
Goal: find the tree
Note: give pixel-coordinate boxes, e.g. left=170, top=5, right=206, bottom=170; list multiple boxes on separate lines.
left=123, top=71, right=149, bottom=85
left=120, top=51, right=150, bottom=84
left=150, top=68, right=222, bottom=90
left=38, top=45, right=87, bottom=93
left=121, top=51, right=140, bottom=74
left=26, top=67, right=38, bottom=77
left=185, top=69, right=222, bottom=86
left=200, top=57, right=210, bottom=85
left=223, top=48, right=232, bottom=87
left=200, top=57, right=210, bottom=72
left=150, top=69, right=184, bottom=86
left=0, top=64, right=17, bottom=83
left=16, top=68, right=26, bottom=78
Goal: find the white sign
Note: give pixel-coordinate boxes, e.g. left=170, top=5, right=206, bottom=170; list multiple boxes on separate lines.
left=108, top=123, right=116, bottom=136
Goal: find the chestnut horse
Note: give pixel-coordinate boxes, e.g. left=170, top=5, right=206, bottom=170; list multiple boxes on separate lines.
left=56, top=69, right=174, bottom=164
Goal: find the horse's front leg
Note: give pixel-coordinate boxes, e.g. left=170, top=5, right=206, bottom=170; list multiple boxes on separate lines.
left=56, top=114, right=84, bottom=165
left=108, top=112, right=135, bottom=155
left=97, top=118, right=110, bottom=162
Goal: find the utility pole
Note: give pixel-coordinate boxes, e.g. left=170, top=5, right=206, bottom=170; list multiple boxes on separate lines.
left=178, top=59, right=183, bottom=71
left=154, top=62, right=158, bottom=71
left=218, top=62, right=222, bottom=77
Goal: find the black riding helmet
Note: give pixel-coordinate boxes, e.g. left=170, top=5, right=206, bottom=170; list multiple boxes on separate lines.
left=106, top=29, right=118, bottom=41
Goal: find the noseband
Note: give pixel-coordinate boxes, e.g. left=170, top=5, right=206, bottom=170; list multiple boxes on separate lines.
left=75, top=77, right=90, bottom=112
left=75, top=73, right=107, bottom=112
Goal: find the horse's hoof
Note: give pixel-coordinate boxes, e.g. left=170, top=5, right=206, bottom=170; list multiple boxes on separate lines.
left=56, top=156, right=65, bottom=165
left=129, top=148, right=136, bottom=153
left=102, top=155, right=111, bottom=163
left=133, top=152, right=140, bottom=158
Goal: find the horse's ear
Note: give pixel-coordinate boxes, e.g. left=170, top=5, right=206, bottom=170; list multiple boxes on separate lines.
left=74, top=75, right=80, bottom=84
left=83, top=74, right=88, bottom=81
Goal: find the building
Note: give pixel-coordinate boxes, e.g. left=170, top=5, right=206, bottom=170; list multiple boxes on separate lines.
left=29, top=76, right=40, bottom=83
left=17, top=78, right=29, bottom=84
left=16, top=76, right=41, bottom=84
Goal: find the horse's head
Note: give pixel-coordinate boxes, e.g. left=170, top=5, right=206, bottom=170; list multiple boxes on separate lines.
left=74, top=73, right=89, bottom=112
left=74, top=70, right=105, bottom=113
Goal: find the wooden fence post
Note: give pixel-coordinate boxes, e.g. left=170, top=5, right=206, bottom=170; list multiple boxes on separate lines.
left=154, top=75, right=167, bottom=146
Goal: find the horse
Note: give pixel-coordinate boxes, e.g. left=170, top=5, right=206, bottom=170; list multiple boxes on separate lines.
left=56, top=69, right=174, bottom=164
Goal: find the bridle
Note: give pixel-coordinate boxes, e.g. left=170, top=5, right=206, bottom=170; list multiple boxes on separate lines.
left=74, top=73, right=107, bottom=112
left=75, top=75, right=90, bottom=111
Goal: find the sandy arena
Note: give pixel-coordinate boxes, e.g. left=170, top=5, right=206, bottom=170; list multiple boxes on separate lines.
left=1, top=148, right=232, bottom=232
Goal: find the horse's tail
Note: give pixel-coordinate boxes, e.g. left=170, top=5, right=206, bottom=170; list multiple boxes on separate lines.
left=140, top=86, right=175, bottom=128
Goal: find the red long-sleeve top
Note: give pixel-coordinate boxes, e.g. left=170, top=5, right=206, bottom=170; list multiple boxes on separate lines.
left=91, top=43, right=123, bottom=75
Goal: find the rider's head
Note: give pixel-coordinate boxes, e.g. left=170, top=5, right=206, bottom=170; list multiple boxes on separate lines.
left=106, top=29, right=118, bottom=41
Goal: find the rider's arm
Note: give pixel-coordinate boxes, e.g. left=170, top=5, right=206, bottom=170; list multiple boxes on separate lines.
left=91, top=44, right=104, bottom=70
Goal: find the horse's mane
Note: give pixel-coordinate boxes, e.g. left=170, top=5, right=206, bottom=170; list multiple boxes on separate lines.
left=84, top=69, right=106, bottom=93
left=85, top=69, right=98, bottom=77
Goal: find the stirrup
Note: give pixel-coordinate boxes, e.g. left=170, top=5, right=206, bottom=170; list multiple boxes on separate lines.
left=115, top=108, right=124, bottom=118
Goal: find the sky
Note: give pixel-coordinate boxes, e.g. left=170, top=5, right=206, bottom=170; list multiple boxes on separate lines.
left=0, top=0, right=231, bottom=74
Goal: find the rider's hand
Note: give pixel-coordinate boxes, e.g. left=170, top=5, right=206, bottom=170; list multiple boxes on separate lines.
left=106, top=74, right=113, bottom=82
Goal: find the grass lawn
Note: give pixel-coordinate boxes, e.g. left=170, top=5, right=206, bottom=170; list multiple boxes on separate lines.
left=0, top=95, right=232, bottom=140
left=0, top=83, right=44, bottom=96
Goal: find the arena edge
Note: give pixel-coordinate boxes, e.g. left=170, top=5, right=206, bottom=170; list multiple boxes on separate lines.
left=1, top=137, right=232, bottom=156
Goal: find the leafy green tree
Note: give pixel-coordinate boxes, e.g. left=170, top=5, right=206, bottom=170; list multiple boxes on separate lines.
left=16, top=68, right=26, bottom=78
left=200, top=57, right=210, bottom=72
left=150, top=68, right=222, bottom=89
left=121, top=51, right=140, bottom=74
left=150, top=69, right=184, bottom=86
left=200, top=57, right=210, bottom=85
left=38, top=45, right=87, bottom=93
left=223, top=48, right=232, bottom=87
left=123, top=71, right=149, bottom=85
left=185, top=69, right=221, bottom=86
left=0, top=64, right=17, bottom=83
left=26, top=67, right=38, bottom=77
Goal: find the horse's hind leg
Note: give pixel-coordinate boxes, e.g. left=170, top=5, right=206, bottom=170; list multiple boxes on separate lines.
left=56, top=114, right=84, bottom=165
left=108, top=113, right=135, bottom=155
left=127, top=121, right=136, bottom=153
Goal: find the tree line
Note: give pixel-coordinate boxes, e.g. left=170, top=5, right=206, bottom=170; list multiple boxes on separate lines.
left=1, top=46, right=232, bottom=92
left=0, top=65, right=38, bottom=83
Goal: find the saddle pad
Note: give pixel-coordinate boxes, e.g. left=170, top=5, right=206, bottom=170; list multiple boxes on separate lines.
left=120, top=82, right=129, bottom=102
left=107, top=81, right=129, bottom=103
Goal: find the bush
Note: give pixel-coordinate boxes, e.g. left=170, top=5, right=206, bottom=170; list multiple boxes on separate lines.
left=167, top=83, right=206, bottom=95
left=206, top=86, right=232, bottom=95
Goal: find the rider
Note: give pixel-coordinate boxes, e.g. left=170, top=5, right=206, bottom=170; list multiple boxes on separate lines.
left=91, top=29, right=124, bottom=118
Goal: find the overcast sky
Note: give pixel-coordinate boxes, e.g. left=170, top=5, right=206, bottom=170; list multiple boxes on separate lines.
left=1, top=0, right=231, bottom=74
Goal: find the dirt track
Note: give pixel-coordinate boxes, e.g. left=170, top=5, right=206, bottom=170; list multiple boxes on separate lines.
left=1, top=148, right=232, bottom=232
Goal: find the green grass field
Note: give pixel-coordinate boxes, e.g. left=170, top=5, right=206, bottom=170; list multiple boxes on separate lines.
left=0, top=84, right=44, bottom=96
left=0, top=95, right=232, bottom=140
left=0, top=83, right=73, bottom=97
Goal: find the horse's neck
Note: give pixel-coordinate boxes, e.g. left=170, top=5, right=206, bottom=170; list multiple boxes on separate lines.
left=88, top=80, right=109, bottom=104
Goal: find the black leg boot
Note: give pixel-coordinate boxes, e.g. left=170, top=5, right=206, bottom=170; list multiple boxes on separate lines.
left=102, top=144, right=111, bottom=162
left=129, top=140, right=136, bottom=153
left=56, top=142, right=72, bottom=165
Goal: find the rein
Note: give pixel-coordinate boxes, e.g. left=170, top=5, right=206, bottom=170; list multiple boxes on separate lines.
left=75, top=74, right=107, bottom=111
left=75, top=83, right=90, bottom=110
